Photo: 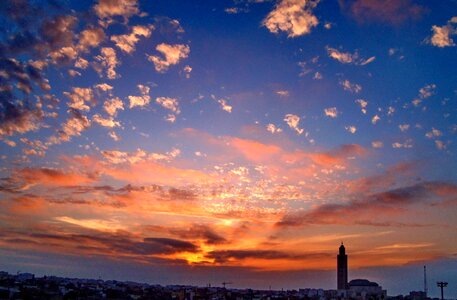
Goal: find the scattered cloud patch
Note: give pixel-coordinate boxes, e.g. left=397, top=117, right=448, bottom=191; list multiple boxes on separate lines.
left=148, top=43, right=190, bottom=73
left=263, top=0, right=320, bottom=37
left=284, top=114, right=304, bottom=135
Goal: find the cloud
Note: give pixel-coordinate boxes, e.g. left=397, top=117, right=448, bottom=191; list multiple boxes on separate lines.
left=147, top=43, right=190, bottom=73
left=263, top=0, right=319, bottom=37
left=412, top=84, right=436, bottom=107
left=371, top=115, right=380, bottom=124
left=64, top=87, right=94, bottom=111
left=340, top=0, right=426, bottom=25
left=93, top=114, right=120, bottom=128
left=284, top=114, right=304, bottom=135
left=399, top=124, right=410, bottom=132
left=128, top=84, right=151, bottom=108
left=324, top=107, right=338, bottom=118
left=371, top=141, right=383, bottom=148
left=111, top=25, right=154, bottom=54
left=392, top=139, right=413, bottom=149
left=340, top=79, right=362, bottom=93
left=95, top=83, right=113, bottom=92
left=156, top=97, right=180, bottom=114
left=218, top=99, right=232, bottom=113
left=0, top=98, right=44, bottom=138
left=13, top=167, right=96, bottom=188
left=425, top=128, right=442, bottom=139
left=40, top=15, right=78, bottom=51
left=78, top=27, right=106, bottom=52
left=151, top=224, right=227, bottom=245
left=94, top=47, right=119, bottom=79
left=355, top=99, right=368, bottom=114
left=103, top=97, right=124, bottom=116
left=93, top=0, right=140, bottom=21
left=277, top=182, right=457, bottom=227
left=345, top=126, right=357, bottom=134
left=207, top=249, right=327, bottom=263
left=108, top=131, right=121, bottom=141
left=326, top=47, right=375, bottom=65
left=276, top=90, right=290, bottom=97
left=326, top=47, right=353, bottom=63
left=52, top=109, right=91, bottom=143
left=266, top=124, right=282, bottom=134
left=429, top=17, right=457, bottom=47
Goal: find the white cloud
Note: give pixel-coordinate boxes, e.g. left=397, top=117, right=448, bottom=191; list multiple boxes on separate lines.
left=399, top=124, right=410, bottom=132
left=165, top=114, right=176, bottom=123
left=345, top=126, right=357, bottom=134
left=326, top=46, right=375, bottom=65
left=262, top=0, right=319, bottom=37
left=111, top=25, right=153, bottom=54
left=147, top=43, right=190, bottom=73
left=95, top=83, right=113, bottom=92
left=313, top=71, right=322, bottom=80
left=360, top=56, right=376, bottom=65
left=435, top=140, right=446, bottom=150
left=371, top=115, right=380, bottom=124
left=425, top=128, right=442, bottom=139
left=156, top=97, right=180, bottom=114
left=355, top=99, right=368, bottom=114
left=108, top=131, right=121, bottom=141
left=94, top=0, right=140, bottom=20
left=78, top=27, right=106, bottom=53
left=53, top=109, right=91, bottom=143
left=371, top=141, right=383, bottom=148
left=183, top=65, right=192, bottom=78
left=93, top=114, right=120, bottom=128
left=94, top=47, right=119, bottom=79
left=340, top=79, right=362, bottom=93
left=412, top=84, right=436, bottom=107
left=276, top=90, right=290, bottom=97
left=284, top=114, right=304, bottom=134
left=75, top=57, right=89, bottom=69
left=218, top=99, right=232, bottom=113
left=324, top=107, right=338, bottom=118
left=428, top=17, right=457, bottom=47
left=266, top=123, right=282, bottom=134
left=392, top=139, right=413, bottom=149
left=326, top=47, right=353, bottom=63
left=128, top=84, right=151, bottom=108
left=103, top=97, right=124, bottom=116
left=64, top=87, right=93, bottom=111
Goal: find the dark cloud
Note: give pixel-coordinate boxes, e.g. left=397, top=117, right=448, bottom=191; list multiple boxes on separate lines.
left=168, top=224, right=227, bottom=245
left=339, top=0, right=426, bottom=25
left=277, top=181, right=457, bottom=227
left=206, top=250, right=331, bottom=263
left=23, top=232, right=199, bottom=256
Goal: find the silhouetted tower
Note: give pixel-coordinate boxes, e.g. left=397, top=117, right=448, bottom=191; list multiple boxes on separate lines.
left=436, top=282, right=447, bottom=300
left=423, top=266, right=428, bottom=297
left=337, top=242, right=348, bottom=290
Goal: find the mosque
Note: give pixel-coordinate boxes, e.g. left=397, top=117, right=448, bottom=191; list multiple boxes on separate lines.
left=337, top=243, right=387, bottom=299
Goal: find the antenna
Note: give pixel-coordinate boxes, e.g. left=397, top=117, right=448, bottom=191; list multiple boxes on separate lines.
left=424, top=266, right=428, bottom=297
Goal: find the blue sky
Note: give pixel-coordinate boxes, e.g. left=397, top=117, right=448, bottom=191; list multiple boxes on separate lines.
left=0, top=0, right=457, bottom=296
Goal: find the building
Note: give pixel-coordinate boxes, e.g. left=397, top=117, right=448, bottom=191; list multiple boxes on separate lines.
left=347, top=279, right=387, bottom=300
left=337, top=242, right=348, bottom=290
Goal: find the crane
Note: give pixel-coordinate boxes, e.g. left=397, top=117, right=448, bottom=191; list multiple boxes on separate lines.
left=221, top=282, right=233, bottom=288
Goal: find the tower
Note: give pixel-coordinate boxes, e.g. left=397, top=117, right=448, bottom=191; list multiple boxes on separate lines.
left=337, top=242, right=348, bottom=290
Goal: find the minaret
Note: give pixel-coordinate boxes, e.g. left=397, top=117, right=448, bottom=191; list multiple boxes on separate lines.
left=337, top=242, right=348, bottom=290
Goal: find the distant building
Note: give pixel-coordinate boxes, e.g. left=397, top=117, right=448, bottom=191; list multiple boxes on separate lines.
left=348, top=279, right=387, bottom=300
left=337, top=242, right=348, bottom=290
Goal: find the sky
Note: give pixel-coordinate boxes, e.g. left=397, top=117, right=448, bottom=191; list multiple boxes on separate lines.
left=1, top=0, right=457, bottom=296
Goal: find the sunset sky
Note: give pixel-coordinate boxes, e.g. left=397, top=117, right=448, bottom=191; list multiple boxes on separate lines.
left=1, top=0, right=457, bottom=296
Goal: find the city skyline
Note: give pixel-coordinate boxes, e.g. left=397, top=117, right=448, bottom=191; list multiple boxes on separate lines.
left=0, top=0, right=457, bottom=297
